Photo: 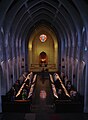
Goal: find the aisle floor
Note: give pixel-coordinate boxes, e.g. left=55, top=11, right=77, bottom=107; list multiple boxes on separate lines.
left=0, top=113, right=88, bottom=120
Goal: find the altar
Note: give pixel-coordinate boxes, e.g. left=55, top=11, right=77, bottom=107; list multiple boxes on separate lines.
left=30, top=64, right=56, bottom=72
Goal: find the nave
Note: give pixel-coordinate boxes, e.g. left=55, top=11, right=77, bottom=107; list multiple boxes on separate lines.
left=1, top=71, right=83, bottom=113
left=0, top=0, right=88, bottom=115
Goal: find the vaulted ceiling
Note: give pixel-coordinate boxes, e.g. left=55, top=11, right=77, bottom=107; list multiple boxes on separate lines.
left=0, top=0, right=88, bottom=61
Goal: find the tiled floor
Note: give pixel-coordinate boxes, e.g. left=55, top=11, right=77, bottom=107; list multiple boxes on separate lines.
left=31, top=74, right=54, bottom=113
left=0, top=113, right=88, bottom=120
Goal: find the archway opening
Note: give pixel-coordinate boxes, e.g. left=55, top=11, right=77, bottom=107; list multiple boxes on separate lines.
left=39, top=51, right=48, bottom=64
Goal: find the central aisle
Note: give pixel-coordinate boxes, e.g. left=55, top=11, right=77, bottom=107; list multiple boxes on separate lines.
left=31, top=72, right=54, bottom=112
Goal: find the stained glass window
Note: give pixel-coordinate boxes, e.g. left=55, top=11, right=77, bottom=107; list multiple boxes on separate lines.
left=39, top=34, right=47, bottom=42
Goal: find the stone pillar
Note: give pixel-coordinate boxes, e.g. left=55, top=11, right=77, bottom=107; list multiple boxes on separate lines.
left=84, top=55, right=88, bottom=113
left=0, top=66, right=2, bottom=112
left=77, top=46, right=81, bottom=92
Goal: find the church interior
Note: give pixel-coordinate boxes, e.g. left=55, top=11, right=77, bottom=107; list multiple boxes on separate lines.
left=0, top=0, right=88, bottom=120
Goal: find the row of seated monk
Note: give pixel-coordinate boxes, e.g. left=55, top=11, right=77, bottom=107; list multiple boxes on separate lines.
left=50, top=73, right=69, bottom=100
left=3, top=71, right=81, bottom=102
left=3, top=71, right=50, bottom=102
left=53, top=73, right=81, bottom=102
left=5, top=71, right=35, bottom=101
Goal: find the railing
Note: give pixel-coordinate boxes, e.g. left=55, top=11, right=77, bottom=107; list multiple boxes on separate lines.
left=16, top=72, right=33, bottom=97
left=31, top=64, right=56, bottom=68
left=49, top=74, right=58, bottom=98
left=28, top=74, right=37, bottom=98
left=54, top=73, right=70, bottom=97
left=49, top=74, right=54, bottom=83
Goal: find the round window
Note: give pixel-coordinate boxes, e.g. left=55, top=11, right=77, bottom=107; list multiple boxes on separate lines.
left=39, top=34, right=47, bottom=42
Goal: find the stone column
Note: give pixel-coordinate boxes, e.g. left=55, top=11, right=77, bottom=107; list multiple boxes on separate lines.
left=0, top=66, right=2, bottom=112
left=84, top=53, right=88, bottom=113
